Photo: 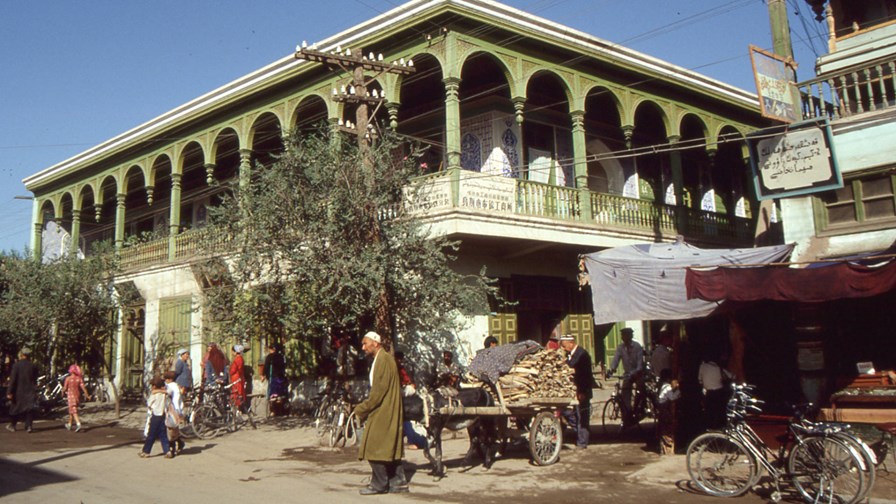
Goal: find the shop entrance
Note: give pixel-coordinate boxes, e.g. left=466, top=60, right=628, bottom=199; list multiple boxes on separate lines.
left=517, top=310, right=561, bottom=345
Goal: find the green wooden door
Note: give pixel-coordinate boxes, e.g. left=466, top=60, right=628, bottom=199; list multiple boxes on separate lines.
left=158, top=297, right=193, bottom=371
left=122, top=306, right=145, bottom=392
left=488, top=313, right=518, bottom=345
left=564, top=313, right=595, bottom=365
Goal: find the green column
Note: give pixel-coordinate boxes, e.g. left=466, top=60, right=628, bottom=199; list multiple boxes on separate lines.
left=167, top=173, right=182, bottom=260
left=70, top=208, right=82, bottom=255
left=114, top=193, right=126, bottom=250
left=667, top=135, right=686, bottom=233
left=570, top=110, right=592, bottom=222
left=444, top=77, right=462, bottom=206
left=204, top=163, right=216, bottom=185
left=386, top=102, right=401, bottom=130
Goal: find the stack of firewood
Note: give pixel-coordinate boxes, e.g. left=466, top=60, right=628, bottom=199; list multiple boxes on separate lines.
left=473, top=349, right=576, bottom=403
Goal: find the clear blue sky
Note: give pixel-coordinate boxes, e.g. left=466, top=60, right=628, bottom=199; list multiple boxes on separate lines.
left=0, top=0, right=825, bottom=253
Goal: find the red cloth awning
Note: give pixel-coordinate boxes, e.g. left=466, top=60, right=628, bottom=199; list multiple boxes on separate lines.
left=685, top=260, right=896, bottom=302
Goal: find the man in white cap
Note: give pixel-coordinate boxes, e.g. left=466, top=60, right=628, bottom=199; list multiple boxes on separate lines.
left=559, top=335, right=595, bottom=449
left=174, top=348, right=192, bottom=394
left=352, top=331, right=407, bottom=495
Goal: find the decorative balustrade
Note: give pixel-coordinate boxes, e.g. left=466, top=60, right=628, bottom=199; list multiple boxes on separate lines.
left=174, top=227, right=228, bottom=260
left=118, top=235, right=169, bottom=271
left=115, top=173, right=753, bottom=272
left=798, top=55, right=896, bottom=120
left=590, top=193, right=676, bottom=234
left=516, top=180, right=579, bottom=220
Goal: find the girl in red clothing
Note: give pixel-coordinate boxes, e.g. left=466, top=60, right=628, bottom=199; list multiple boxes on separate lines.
left=63, top=363, right=90, bottom=432
left=229, top=345, right=246, bottom=409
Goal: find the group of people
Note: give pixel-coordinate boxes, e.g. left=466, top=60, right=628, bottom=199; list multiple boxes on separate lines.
left=5, top=347, right=94, bottom=434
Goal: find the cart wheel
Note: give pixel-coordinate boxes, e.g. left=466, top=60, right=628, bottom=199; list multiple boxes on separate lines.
left=529, top=411, right=562, bottom=466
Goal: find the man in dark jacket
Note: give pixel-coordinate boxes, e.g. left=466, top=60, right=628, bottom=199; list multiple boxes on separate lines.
left=6, top=347, right=38, bottom=433
left=559, top=335, right=595, bottom=449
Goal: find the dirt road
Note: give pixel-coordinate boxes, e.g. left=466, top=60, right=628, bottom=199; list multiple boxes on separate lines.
left=1, top=405, right=893, bottom=504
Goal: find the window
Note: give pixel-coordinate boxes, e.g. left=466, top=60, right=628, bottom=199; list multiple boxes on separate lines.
left=816, top=171, right=896, bottom=232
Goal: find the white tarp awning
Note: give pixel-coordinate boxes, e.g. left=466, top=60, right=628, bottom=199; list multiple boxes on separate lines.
left=581, top=241, right=794, bottom=324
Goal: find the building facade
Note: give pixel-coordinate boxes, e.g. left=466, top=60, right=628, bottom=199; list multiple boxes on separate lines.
left=23, top=0, right=770, bottom=390
left=730, top=0, right=896, bottom=408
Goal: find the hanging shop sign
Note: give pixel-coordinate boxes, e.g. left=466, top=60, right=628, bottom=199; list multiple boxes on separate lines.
left=749, top=45, right=802, bottom=123
left=747, top=118, right=842, bottom=200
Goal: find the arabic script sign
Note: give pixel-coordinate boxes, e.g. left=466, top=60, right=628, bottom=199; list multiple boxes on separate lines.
left=750, top=45, right=801, bottom=123
left=747, top=119, right=842, bottom=200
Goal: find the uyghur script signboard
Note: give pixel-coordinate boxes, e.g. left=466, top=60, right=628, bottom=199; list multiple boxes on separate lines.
left=747, top=118, right=842, bottom=200
left=750, top=45, right=801, bottom=123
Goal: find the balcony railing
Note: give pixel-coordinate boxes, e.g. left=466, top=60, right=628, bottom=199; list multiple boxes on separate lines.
left=117, top=173, right=753, bottom=272
left=798, top=55, right=896, bottom=120
left=118, top=236, right=168, bottom=271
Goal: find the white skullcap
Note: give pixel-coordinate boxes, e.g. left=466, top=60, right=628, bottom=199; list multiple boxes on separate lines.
left=233, top=344, right=244, bottom=353
left=363, top=331, right=382, bottom=344
left=559, top=334, right=575, bottom=341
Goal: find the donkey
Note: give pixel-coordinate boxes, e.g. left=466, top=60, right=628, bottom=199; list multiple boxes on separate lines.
left=404, top=386, right=501, bottom=479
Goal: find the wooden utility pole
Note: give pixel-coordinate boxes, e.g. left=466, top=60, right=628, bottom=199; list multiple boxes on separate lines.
left=767, top=0, right=795, bottom=61
left=295, top=43, right=415, bottom=344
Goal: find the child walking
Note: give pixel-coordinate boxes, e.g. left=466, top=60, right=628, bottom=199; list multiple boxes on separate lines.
left=63, top=363, right=90, bottom=432
left=140, top=376, right=172, bottom=458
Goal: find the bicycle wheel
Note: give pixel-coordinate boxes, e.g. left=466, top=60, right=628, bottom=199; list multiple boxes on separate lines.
left=788, top=435, right=866, bottom=504
left=529, top=411, right=562, bottom=466
left=687, top=432, right=758, bottom=497
left=192, top=403, right=223, bottom=440
left=831, top=432, right=875, bottom=502
left=602, top=398, right=622, bottom=434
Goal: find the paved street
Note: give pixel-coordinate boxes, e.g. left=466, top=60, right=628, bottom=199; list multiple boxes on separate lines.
left=1, top=402, right=894, bottom=504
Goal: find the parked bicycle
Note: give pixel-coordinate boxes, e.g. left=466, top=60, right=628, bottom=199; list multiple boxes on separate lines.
left=601, top=373, right=657, bottom=434
left=36, top=372, right=69, bottom=414
left=686, top=383, right=873, bottom=504
left=84, top=375, right=110, bottom=403
left=313, top=380, right=361, bottom=448
left=190, top=378, right=256, bottom=439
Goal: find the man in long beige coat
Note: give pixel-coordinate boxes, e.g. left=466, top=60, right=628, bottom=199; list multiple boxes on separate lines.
left=353, top=331, right=407, bottom=495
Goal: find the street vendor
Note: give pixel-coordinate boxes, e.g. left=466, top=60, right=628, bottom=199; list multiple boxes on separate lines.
left=353, top=331, right=407, bottom=495
left=559, top=335, right=595, bottom=449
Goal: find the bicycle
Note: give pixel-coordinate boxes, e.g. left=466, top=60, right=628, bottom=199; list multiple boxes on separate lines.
left=601, top=372, right=657, bottom=434
left=190, top=379, right=256, bottom=439
left=84, top=375, right=110, bottom=403
left=313, top=380, right=359, bottom=448
left=686, top=384, right=871, bottom=504
left=36, top=372, right=69, bottom=414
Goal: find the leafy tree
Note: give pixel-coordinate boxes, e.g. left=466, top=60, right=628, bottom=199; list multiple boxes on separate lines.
left=0, top=250, right=119, bottom=386
left=198, top=128, right=497, bottom=375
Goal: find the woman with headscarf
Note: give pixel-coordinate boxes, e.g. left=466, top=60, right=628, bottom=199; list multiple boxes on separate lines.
left=229, top=345, right=246, bottom=410
left=203, top=342, right=227, bottom=386
left=63, top=362, right=90, bottom=432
